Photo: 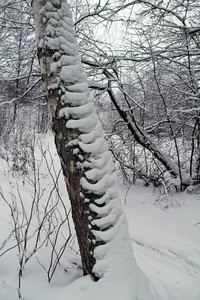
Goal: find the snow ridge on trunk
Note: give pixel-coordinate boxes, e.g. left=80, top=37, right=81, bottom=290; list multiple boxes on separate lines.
left=32, top=1, right=143, bottom=295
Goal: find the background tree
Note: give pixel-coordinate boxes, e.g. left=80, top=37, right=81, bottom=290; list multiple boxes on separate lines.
left=0, top=0, right=48, bottom=168
left=76, top=0, right=200, bottom=190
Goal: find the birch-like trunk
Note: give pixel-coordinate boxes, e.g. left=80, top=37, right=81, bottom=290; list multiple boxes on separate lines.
left=31, top=0, right=135, bottom=281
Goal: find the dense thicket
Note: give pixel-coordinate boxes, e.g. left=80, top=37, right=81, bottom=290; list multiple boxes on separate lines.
left=0, top=0, right=200, bottom=190
left=73, top=0, right=200, bottom=190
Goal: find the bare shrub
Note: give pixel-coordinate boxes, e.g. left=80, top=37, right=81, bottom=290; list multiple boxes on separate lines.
left=0, top=145, right=72, bottom=298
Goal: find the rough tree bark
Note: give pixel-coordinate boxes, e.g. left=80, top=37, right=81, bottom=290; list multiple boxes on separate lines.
left=31, top=0, right=135, bottom=283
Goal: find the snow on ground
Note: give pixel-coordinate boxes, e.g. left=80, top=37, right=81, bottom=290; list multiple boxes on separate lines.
left=122, top=184, right=200, bottom=300
left=0, top=133, right=200, bottom=300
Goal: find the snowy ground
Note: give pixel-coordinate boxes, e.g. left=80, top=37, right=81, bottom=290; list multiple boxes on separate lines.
left=0, top=134, right=200, bottom=300
left=122, top=184, right=200, bottom=300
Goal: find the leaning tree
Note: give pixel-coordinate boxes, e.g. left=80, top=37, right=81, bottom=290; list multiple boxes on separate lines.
left=31, top=1, right=145, bottom=297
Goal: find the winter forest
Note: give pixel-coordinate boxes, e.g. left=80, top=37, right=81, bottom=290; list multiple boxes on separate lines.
left=0, top=0, right=200, bottom=299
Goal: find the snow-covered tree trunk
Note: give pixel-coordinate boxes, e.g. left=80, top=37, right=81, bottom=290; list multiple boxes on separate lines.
left=31, top=0, right=136, bottom=286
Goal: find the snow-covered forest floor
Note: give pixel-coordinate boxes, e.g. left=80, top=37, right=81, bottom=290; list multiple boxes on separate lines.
left=0, top=133, right=200, bottom=300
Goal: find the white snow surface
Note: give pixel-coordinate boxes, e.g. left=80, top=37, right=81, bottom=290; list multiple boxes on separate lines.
left=26, top=1, right=200, bottom=299
left=0, top=133, right=200, bottom=300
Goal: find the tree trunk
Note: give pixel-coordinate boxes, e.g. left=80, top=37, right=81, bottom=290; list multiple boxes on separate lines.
left=31, top=0, right=134, bottom=281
